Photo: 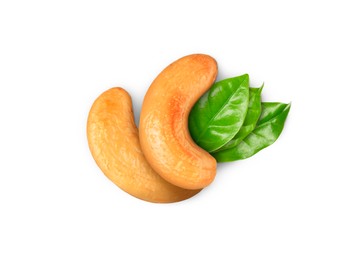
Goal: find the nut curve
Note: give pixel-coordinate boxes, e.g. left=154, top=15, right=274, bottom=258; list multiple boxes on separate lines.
left=139, top=54, right=218, bottom=190
left=87, top=87, right=200, bottom=203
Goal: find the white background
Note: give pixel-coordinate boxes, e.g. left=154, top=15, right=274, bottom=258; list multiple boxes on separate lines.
left=1, top=0, right=363, bottom=259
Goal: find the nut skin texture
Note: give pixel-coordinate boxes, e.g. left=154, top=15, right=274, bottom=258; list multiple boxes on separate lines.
left=139, top=54, right=218, bottom=190
left=87, top=87, right=200, bottom=203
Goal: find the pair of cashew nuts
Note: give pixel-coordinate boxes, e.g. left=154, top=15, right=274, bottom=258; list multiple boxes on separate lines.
left=87, top=54, right=218, bottom=203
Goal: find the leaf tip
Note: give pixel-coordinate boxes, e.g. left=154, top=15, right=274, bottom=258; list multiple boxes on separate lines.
left=258, top=83, right=264, bottom=93
left=284, top=102, right=292, bottom=114
left=242, top=73, right=250, bottom=84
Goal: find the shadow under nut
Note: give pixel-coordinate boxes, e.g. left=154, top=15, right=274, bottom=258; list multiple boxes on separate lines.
left=87, top=87, right=200, bottom=203
left=139, top=54, right=218, bottom=190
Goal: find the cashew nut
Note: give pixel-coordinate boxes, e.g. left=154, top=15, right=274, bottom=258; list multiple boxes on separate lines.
left=139, top=54, right=218, bottom=190
left=87, top=87, right=200, bottom=203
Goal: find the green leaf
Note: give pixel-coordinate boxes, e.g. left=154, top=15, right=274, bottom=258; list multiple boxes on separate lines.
left=258, top=102, right=288, bottom=125
left=188, top=74, right=250, bottom=152
left=212, top=102, right=291, bottom=162
left=215, top=85, right=263, bottom=152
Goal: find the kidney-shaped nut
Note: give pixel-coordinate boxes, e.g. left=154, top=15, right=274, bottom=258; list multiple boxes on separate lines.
left=87, top=87, right=200, bottom=203
left=139, top=54, right=218, bottom=190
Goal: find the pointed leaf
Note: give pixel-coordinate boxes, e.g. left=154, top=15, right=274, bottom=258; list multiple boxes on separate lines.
left=212, top=102, right=291, bottom=162
left=188, top=74, right=250, bottom=152
left=216, top=85, right=263, bottom=151
left=258, top=102, right=288, bottom=125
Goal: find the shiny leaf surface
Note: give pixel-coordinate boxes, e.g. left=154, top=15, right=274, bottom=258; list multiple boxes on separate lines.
left=216, top=85, right=263, bottom=151
left=188, top=74, right=250, bottom=152
left=257, top=102, right=288, bottom=125
left=212, top=102, right=291, bottom=162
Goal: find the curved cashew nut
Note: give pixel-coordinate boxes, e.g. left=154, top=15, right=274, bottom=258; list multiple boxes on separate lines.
left=140, top=54, right=218, bottom=190
left=87, top=87, right=200, bottom=203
